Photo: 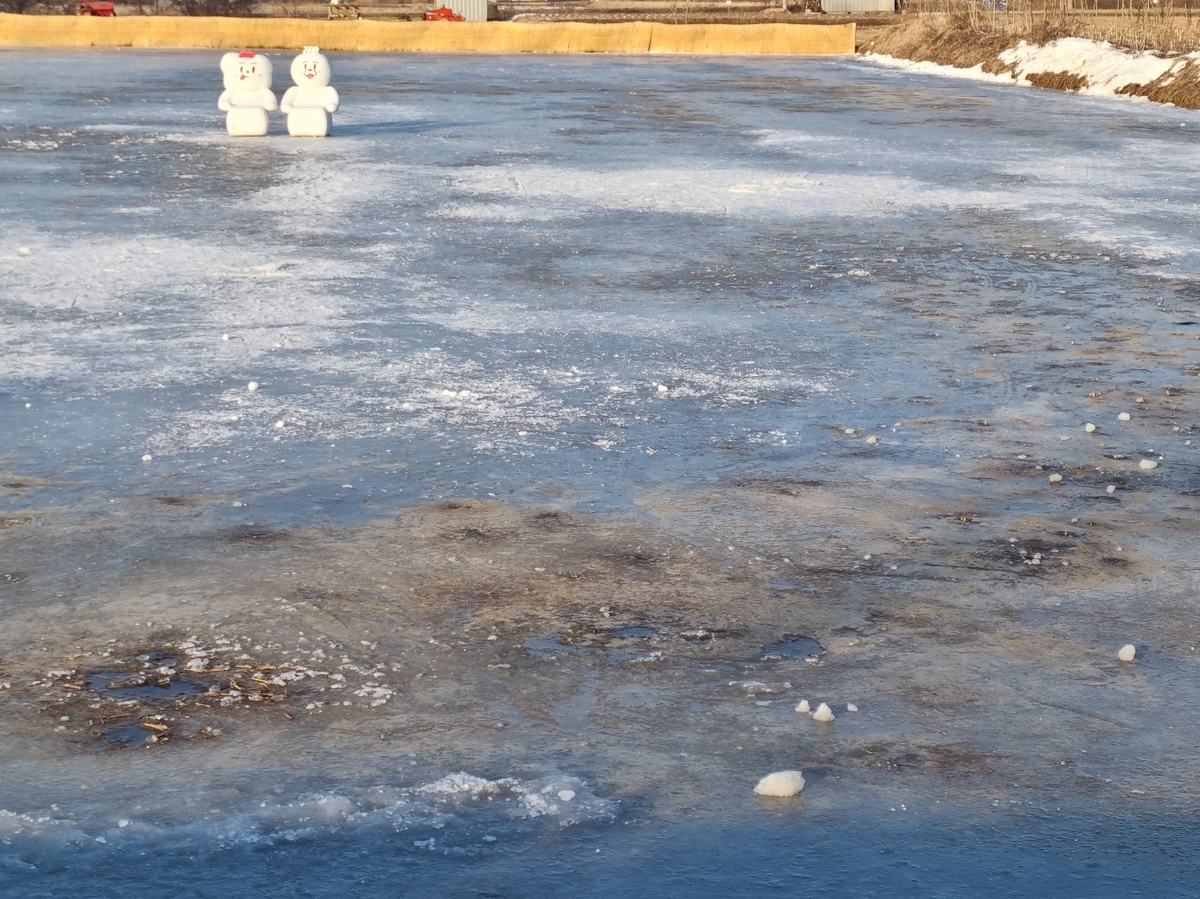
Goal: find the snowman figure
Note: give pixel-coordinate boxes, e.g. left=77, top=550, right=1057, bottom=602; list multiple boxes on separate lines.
left=280, top=47, right=340, bottom=138
left=217, top=51, right=278, bottom=137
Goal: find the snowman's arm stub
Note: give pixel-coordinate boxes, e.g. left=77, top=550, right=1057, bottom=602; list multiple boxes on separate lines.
left=260, top=89, right=279, bottom=112
left=280, top=86, right=298, bottom=114
left=218, top=89, right=233, bottom=112
left=323, top=86, right=340, bottom=114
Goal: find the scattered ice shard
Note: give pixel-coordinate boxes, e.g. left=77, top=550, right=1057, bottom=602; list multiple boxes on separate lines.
left=1118, top=644, right=1136, bottom=662
left=812, top=702, right=835, bottom=722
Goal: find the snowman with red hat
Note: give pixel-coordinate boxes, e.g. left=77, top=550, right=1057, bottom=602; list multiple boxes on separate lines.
left=217, top=50, right=278, bottom=137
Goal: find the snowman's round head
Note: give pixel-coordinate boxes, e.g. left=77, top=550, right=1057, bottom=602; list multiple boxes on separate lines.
left=291, top=47, right=332, bottom=89
left=220, top=51, right=273, bottom=92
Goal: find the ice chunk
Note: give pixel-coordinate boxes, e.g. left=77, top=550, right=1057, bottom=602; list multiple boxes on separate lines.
left=1139, top=459, right=1158, bottom=471
left=846, top=703, right=858, bottom=712
left=754, top=770, right=805, bottom=797
left=794, top=699, right=810, bottom=714
left=1118, top=644, right=1136, bottom=662
left=1118, top=412, right=1131, bottom=421
left=1085, top=423, right=1096, bottom=433
left=812, top=702, right=835, bottom=722
left=1049, top=473, right=1063, bottom=484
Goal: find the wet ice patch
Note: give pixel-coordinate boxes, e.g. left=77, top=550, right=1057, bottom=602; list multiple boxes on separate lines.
left=760, top=635, right=823, bottom=662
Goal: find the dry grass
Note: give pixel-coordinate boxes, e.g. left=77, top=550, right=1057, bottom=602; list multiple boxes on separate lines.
left=894, top=0, right=1200, bottom=52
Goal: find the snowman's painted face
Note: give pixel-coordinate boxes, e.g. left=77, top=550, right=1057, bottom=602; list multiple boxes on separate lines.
left=237, top=57, right=263, bottom=81
left=290, top=52, right=332, bottom=89
left=221, top=52, right=273, bottom=92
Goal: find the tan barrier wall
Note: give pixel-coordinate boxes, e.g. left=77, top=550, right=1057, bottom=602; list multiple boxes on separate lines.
left=0, top=14, right=854, bottom=55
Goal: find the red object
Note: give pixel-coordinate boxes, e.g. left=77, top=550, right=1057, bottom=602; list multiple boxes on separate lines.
left=77, top=0, right=115, bottom=14
left=238, top=50, right=255, bottom=57
left=423, top=6, right=464, bottom=20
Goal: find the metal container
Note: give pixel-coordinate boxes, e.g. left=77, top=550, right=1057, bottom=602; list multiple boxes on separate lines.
left=449, top=0, right=487, bottom=20
left=820, top=0, right=894, bottom=11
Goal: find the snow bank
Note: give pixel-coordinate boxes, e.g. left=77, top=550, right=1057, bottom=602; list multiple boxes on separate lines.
left=999, top=38, right=1186, bottom=97
left=868, top=38, right=1200, bottom=105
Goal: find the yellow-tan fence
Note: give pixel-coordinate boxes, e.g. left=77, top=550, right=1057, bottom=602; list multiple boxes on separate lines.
left=0, top=14, right=854, bottom=54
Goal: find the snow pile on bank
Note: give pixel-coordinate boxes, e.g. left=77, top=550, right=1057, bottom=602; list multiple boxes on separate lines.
left=999, top=38, right=1184, bottom=96
left=862, top=52, right=1011, bottom=85
left=866, top=38, right=1200, bottom=105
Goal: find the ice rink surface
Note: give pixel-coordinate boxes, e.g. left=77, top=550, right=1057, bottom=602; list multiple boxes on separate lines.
left=2, top=50, right=1199, bottom=895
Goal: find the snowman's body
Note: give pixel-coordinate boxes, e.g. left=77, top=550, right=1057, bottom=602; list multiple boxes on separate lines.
left=280, top=48, right=340, bottom=138
left=218, top=51, right=277, bottom=137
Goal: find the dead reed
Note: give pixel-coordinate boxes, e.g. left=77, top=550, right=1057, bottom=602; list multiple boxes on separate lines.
left=901, top=0, right=1200, bottom=53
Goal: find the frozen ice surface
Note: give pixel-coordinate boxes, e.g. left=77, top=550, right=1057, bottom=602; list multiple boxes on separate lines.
left=3, top=50, right=1200, bottom=897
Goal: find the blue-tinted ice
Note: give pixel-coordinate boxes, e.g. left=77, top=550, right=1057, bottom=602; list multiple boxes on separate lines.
left=2, top=50, right=1199, bottom=896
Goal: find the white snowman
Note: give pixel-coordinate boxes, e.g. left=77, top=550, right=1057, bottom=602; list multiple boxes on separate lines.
left=280, top=47, right=340, bottom=138
left=217, top=51, right=278, bottom=137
